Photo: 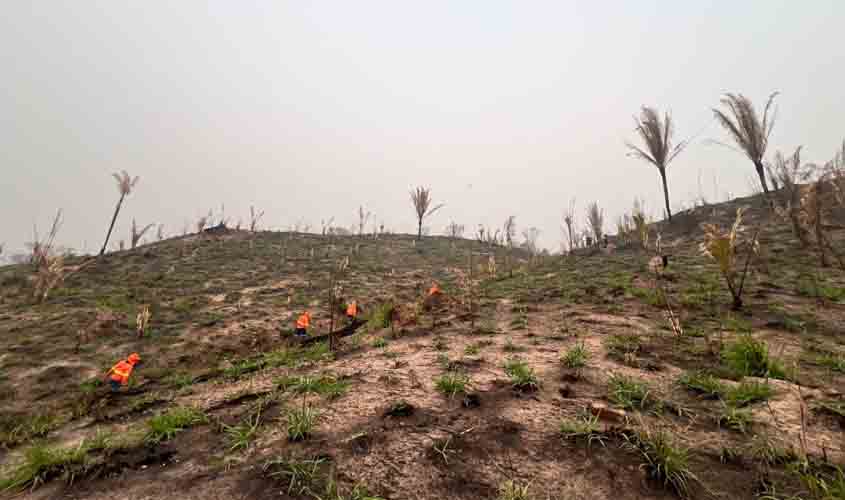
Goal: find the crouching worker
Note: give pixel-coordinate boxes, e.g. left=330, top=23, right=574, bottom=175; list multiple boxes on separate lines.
left=346, top=300, right=358, bottom=323
left=295, top=311, right=311, bottom=337
left=106, top=353, right=141, bottom=392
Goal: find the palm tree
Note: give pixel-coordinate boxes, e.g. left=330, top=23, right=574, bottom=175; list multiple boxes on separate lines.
left=100, top=171, right=139, bottom=256
left=712, top=92, right=779, bottom=197
left=409, top=186, right=444, bottom=241
left=626, top=107, right=687, bottom=222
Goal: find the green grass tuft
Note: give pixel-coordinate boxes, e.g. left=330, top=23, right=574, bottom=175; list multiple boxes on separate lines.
left=624, top=428, right=696, bottom=498
left=722, top=334, right=786, bottom=379
left=559, top=413, right=605, bottom=448
left=561, top=342, right=590, bottom=371
left=0, top=442, right=90, bottom=492
left=286, top=406, right=320, bottom=442
left=724, top=380, right=774, bottom=407
left=276, top=374, right=348, bottom=399
left=434, top=373, right=470, bottom=398
left=497, top=479, right=532, bottom=500
left=145, top=406, right=207, bottom=445
left=677, top=371, right=727, bottom=399
left=608, top=374, right=652, bottom=410
left=718, top=406, right=753, bottom=433
left=503, top=358, right=539, bottom=391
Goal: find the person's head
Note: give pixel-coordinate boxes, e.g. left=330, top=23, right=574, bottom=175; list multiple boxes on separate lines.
left=128, top=353, right=141, bottom=365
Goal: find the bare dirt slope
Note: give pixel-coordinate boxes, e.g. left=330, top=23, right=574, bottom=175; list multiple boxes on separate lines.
left=1, top=195, right=844, bottom=500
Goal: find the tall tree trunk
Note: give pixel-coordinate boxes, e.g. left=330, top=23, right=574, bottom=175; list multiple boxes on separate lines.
left=99, top=194, right=125, bottom=256
left=659, top=168, right=672, bottom=222
left=754, top=161, right=771, bottom=196
left=417, top=218, right=422, bottom=241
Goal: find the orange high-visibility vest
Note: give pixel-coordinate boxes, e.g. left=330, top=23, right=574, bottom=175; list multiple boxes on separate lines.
left=346, top=302, right=357, bottom=317
left=109, top=360, right=134, bottom=385
left=296, top=313, right=310, bottom=329
left=428, top=285, right=441, bottom=296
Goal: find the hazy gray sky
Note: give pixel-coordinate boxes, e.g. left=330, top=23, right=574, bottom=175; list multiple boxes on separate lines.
left=2, top=1, right=843, bottom=255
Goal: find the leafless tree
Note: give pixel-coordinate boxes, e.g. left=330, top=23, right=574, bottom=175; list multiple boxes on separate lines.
left=100, top=171, right=139, bottom=256
left=712, top=92, right=779, bottom=197
left=357, top=206, right=371, bottom=237
left=130, top=218, right=155, bottom=249
left=29, top=209, right=63, bottom=269
left=562, top=199, right=576, bottom=253
left=321, top=217, right=335, bottom=236
left=626, top=107, right=687, bottom=221
left=771, top=146, right=812, bottom=247
left=249, top=206, right=265, bottom=232
left=521, top=227, right=541, bottom=258
left=503, top=216, right=516, bottom=277
left=586, top=202, right=604, bottom=245
left=410, top=186, right=444, bottom=241
left=445, top=221, right=465, bottom=239
left=196, top=210, right=212, bottom=233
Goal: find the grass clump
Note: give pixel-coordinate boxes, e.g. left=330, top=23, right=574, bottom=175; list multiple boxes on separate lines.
left=372, top=337, right=387, bottom=349
left=503, top=358, right=539, bottom=391
left=497, top=479, right=532, bottom=500
left=464, top=343, right=481, bottom=356
left=724, top=380, right=774, bottom=407
left=276, top=374, right=348, bottom=399
left=718, top=406, right=753, bottom=433
left=0, top=442, right=91, bottom=492
left=434, top=373, right=470, bottom=398
left=0, top=414, right=59, bottom=448
left=750, top=433, right=799, bottom=466
left=624, top=428, right=696, bottom=498
left=722, top=334, right=786, bottom=379
left=286, top=406, right=320, bottom=442
left=366, top=302, right=395, bottom=331
left=604, top=334, right=642, bottom=359
left=264, top=455, right=327, bottom=495
left=677, top=371, right=727, bottom=399
left=145, top=406, right=207, bottom=444
left=561, top=342, right=590, bottom=371
left=559, top=413, right=606, bottom=448
left=223, top=411, right=262, bottom=452
left=608, top=374, right=652, bottom=410
left=164, top=372, right=194, bottom=390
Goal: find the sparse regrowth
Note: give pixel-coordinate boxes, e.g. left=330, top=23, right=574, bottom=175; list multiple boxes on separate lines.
left=561, top=342, right=590, bottom=372
left=722, top=334, right=786, bottom=379
left=608, top=374, right=652, bottom=410
left=286, top=405, right=320, bottom=442
left=145, top=406, right=207, bottom=444
left=434, top=372, right=470, bottom=398
left=700, top=207, right=760, bottom=310
left=504, top=358, right=539, bottom=391
left=559, top=413, right=606, bottom=448
left=624, top=428, right=696, bottom=498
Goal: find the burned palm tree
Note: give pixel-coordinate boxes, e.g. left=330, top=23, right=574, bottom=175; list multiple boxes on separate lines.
left=100, top=171, right=139, bottom=256
left=626, top=107, right=687, bottom=222
left=712, top=92, right=779, bottom=197
left=410, top=186, right=444, bottom=241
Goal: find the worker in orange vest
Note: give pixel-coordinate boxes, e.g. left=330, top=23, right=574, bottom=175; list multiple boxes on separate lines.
left=346, top=300, right=358, bottom=323
left=106, top=353, right=141, bottom=392
left=428, top=282, right=441, bottom=296
left=295, top=311, right=311, bottom=337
